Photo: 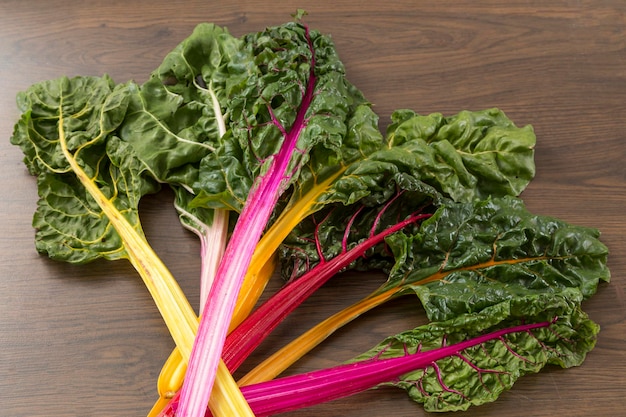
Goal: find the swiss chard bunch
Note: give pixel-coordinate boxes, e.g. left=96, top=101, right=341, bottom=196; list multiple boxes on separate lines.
left=10, top=13, right=609, bottom=417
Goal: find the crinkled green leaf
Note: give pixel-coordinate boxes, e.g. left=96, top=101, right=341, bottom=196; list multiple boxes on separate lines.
left=10, top=76, right=157, bottom=263
left=116, top=22, right=250, bottom=258
left=276, top=105, right=541, bottom=285
left=118, top=23, right=252, bottom=187
left=353, top=290, right=599, bottom=412
left=383, top=195, right=610, bottom=321
left=271, top=106, right=536, bottom=284
left=32, top=137, right=157, bottom=263
left=296, top=107, right=535, bottom=222
left=190, top=22, right=380, bottom=212
left=378, top=108, right=536, bottom=202
left=13, top=75, right=121, bottom=174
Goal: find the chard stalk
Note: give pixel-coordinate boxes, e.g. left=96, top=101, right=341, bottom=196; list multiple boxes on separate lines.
left=57, top=101, right=199, bottom=357
left=176, top=26, right=319, bottom=417
left=151, top=84, right=253, bottom=417
left=157, top=318, right=556, bottom=417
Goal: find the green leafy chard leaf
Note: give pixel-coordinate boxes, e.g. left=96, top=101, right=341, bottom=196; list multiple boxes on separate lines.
left=118, top=23, right=252, bottom=187
left=11, top=75, right=157, bottom=263
left=32, top=137, right=158, bottom=263
left=380, top=108, right=536, bottom=202
left=190, top=22, right=380, bottom=212
left=9, top=72, right=203, bottom=350
left=271, top=106, right=536, bottom=286
left=276, top=106, right=539, bottom=281
left=352, top=290, right=599, bottom=412
left=283, top=107, right=535, bottom=235
left=384, top=195, right=610, bottom=321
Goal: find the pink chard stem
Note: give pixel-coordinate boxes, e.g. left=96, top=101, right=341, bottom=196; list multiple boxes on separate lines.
left=159, top=319, right=555, bottom=417
left=176, top=26, right=318, bottom=417
left=238, top=319, right=555, bottom=416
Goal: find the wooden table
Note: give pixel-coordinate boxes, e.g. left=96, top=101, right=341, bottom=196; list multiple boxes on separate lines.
left=1, top=1, right=624, bottom=416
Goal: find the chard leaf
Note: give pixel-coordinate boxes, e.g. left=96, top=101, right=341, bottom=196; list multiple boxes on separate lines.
left=352, top=290, right=599, bottom=412
left=190, top=22, right=378, bottom=212
left=379, top=108, right=536, bottom=202
left=270, top=107, right=535, bottom=289
left=276, top=107, right=535, bottom=241
left=278, top=105, right=539, bottom=279
left=119, top=23, right=251, bottom=186
left=10, top=75, right=157, bottom=263
left=117, top=23, right=247, bottom=280
left=384, top=195, right=610, bottom=321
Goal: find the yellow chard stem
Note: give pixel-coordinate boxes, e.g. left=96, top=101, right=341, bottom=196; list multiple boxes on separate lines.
left=58, top=113, right=252, bottom=416
left=60, top=114, right=198, bottom=352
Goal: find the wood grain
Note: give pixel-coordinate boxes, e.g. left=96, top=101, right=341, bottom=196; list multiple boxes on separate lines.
left=1, top=1, right=624, bottom=416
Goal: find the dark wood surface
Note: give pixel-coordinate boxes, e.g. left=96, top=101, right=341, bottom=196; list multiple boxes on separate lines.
left=1, top=1, right=624, bottom=416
